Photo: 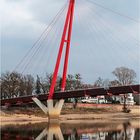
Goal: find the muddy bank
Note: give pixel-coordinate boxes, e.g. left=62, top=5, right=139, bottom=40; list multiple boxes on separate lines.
left=1, top=112, right=139, bottom=123
left=1, top=104, right=140, bottom=125
left=0, top=113, right=139, bottom=126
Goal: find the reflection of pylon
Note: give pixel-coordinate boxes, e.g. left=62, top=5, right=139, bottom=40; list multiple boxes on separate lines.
left=35, top=123, right=64, bottom=140
left=48, top=0, right=75, bottom=99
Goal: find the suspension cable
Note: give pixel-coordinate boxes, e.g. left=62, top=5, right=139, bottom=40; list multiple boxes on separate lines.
left=14, top=2, right=68, bottom=72
left=86, top=0, right=139, bottom=23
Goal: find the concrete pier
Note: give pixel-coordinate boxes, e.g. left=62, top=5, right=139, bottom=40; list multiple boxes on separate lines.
left=32, top=97, right=64, bottom=121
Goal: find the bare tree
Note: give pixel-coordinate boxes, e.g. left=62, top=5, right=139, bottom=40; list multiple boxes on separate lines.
left=112, top=67, right=136, bottom=85
left=41, top=73, right=61, bottom=93
left=0, top=72, right=34, bottom=99
left=94, top=77, right=104, bottom=87
left=0, top=72, right=22, bottom=98
left=74, top=73, right=83, bottom=89
left=110, top=80, right=120, bottom=86
left=24, top=74, right=34, bottom=96
left=35, top=75, right=41, bottom=95
left=65, top=74, right=74, bottom=90
left=112, top=67, right=136, bottom=112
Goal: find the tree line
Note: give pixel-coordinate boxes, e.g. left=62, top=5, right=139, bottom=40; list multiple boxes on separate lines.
left=0, top=66, right=137, bottom=99
left=0, top=72, right=84, bottom=99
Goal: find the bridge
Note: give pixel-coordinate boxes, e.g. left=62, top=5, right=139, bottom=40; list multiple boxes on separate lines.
left=1, top=0, right=140, bottom=121
left=1, top=84, right=140, bottom=106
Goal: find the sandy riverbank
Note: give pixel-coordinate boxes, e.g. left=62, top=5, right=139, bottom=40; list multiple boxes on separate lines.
left=1, top=104, right=140, bottom=125
left=1, top=113, right=140, bottom=127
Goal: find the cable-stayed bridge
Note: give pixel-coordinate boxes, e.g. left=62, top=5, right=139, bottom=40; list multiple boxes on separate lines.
left=1, top=0, right=140, bottom=120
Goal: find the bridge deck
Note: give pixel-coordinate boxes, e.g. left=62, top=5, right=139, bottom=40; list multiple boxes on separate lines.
left=1, top=84, right=140, bottom=106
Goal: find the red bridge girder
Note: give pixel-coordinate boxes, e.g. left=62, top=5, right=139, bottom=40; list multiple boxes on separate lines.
left=1, top=84, right=140, bottom=106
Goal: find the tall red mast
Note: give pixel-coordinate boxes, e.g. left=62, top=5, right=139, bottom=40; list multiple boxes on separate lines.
left=48, top=0, right=75, bottom=99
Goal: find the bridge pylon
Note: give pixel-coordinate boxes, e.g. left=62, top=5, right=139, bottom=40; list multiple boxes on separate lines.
left=33, top=0, right=75, bottom=121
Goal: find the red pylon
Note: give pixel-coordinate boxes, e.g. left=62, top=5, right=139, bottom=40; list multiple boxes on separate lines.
left=48, top=0, right=75, bottom=99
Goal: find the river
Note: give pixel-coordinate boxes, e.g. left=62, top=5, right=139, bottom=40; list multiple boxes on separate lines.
left=1, top=120, right=140, bottom=140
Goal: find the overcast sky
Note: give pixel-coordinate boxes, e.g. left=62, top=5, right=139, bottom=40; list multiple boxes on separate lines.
left=1, top=0, right=140, bottom=84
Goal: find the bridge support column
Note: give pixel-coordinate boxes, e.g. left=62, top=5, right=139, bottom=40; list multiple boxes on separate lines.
left=32, top=97, right=48, bottom=114
left=47, top=99, right=64, bottom=121
left=32, top=98, right=64, bottom=121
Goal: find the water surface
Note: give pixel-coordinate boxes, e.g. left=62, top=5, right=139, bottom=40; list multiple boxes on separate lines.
left=1, top=120, right=140, bottom=140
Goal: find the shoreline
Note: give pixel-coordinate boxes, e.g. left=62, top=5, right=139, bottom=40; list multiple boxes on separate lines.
left=1, top=112, right=140, bottom=126
left=1, top=104, right=140, bottom=125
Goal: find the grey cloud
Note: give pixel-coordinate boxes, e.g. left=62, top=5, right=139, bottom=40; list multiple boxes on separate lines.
left=1, top=0, right=140, bottom=83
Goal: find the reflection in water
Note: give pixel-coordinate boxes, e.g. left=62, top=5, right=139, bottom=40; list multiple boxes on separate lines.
left=1, top=121, right=140, bottom=140
left=35, top=123, right=64, bottom=140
